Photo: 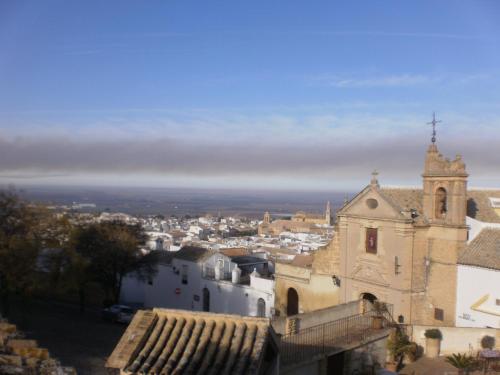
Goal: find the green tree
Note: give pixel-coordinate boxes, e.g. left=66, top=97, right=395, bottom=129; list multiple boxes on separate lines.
left=71, top=221, right=156, bottom=306
left=0, top=190, right=44, bottom=315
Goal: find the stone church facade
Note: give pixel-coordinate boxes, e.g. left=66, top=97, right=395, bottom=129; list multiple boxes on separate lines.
left=258, top=202, right=332, bottom=236
left=274, top=140, right=493, bottom=327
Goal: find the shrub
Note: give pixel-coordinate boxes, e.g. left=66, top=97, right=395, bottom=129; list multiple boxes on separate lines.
left=387, top=330, right=417, bottom=362
left=480, top=335, right=495, bottom=350
left=424, top=328, right=442, bottom=340
left=445, top=353, right=477, bottom=371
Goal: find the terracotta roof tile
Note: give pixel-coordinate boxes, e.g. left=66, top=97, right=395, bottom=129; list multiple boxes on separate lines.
left=220, top=248, right=250, bottom=257
left=174, top=246, right=216, bottom=263
left=290, top=254, right=313, bottom=268
left=467, top=190, right=500, bottom=223
left=380, top=188, right=424, bottom=216
left=379, top=187, right=500, bottom=224
left=106, top=308, right=276, bottom=375
left=459, top=228, right=500, bottom=270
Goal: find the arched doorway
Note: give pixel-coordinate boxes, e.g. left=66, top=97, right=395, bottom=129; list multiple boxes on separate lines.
left=287, top=288, right=299, bottom=316
left=360, top=292, right=377, bottom=313
left=360, top=292, right=377, bottom=303
left=202, top=288, right=210, bottom=312
left=257, top=298, right=266, bottom=317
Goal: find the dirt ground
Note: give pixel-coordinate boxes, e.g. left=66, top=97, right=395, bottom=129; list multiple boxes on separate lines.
left=4, top=297, right=126, bottom=375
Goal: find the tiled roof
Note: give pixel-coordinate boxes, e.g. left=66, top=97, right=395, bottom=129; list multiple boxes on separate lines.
left=290, top=254, right=313, bottom=268
left=380, top=188, right=424, bottom=216
left=106, top=308, right=276, bottom=375
left=379, top=187, right=500, bottom=224
left=174, top=246, right=216, bottom=263
left=467, top=190, right=500, bottom=223
left=459, top=228, right=500, bottom=270
left=220, top=248, right=250, bottom=257
left=142, top=251, right=175, bottom=267
left=230, top=256, right=268, bottom=265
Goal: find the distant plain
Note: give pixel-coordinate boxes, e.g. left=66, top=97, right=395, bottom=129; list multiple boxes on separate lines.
left=10, top=185, right=350, bottom=218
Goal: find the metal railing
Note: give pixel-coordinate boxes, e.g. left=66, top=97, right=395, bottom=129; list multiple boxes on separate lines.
left=280, top=304, right=393, bottom=366
left=202, top=266, right=232, bottom=280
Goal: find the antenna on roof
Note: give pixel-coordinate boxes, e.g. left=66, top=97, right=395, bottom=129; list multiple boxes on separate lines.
left=427, top=112, right=441, bottom=144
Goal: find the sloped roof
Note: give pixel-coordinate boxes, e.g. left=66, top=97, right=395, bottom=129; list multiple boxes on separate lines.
left=380, top=188, right=424, bottom=216
left=106, top=308, right=276, bottom=375
left=467, top=190, right=500, bottom=223
left=290, top=254, right=313, bottom=268
left=459, top=228, right=500, bottom=270
left=174, top=246, right=216, bottom=263
left=378, top=187, right=500, bottom=224
left=140, top=251, right=175, bottom=267
left=220, top=248, right=250, bottom=257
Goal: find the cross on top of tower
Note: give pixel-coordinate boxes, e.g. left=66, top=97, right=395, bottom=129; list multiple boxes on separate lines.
left=427, top=112, right=442, bottom=144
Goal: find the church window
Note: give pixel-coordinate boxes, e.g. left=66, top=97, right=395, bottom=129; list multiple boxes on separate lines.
left=435, top=187, right=447, bottom=218
left=394, top=256, right=401, bottom=275
left=365, top=228, right=378, bottom=254
left=366, top=198, right=378, bottom=209
left=434, top=308, right=444, bottom=321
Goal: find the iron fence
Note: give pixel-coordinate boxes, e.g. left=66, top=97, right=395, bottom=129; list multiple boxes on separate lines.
left=201, top=266, right=231, bottom=280
left=280, top=304, right=393, bottom=365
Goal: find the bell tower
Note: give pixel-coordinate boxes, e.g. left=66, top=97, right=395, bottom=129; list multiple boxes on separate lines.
left=422, top=114, right=468, bottom=226
left=325, top=201, right=331, bottom=225
left=263, top=211, right=271, bottom=225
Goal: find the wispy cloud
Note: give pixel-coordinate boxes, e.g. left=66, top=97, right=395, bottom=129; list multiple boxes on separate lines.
left=324, top=74, right=438, bottom=88
left=301, top=30, right=488, bottom=41
left=309, top=72, right=492, bottom=88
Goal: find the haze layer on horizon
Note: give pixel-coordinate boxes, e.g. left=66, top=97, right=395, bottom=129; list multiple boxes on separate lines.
left=1, top=1, right=500, bottom=191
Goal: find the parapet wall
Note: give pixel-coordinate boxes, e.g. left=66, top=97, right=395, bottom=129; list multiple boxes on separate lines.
left=272, top=300, right=362, bottom=335
left=409, top=325, right=500, bottom=355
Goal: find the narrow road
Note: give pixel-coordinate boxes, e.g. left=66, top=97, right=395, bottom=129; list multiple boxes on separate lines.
left=5, top=297, right=126, bottom=375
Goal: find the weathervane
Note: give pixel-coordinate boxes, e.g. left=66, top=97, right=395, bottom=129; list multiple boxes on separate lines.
left=427, top=112, right=441, bottom=144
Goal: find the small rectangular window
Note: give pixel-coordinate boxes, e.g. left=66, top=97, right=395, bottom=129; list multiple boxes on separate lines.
left=366, top=228, right=378, bottom=254
left=434, top=308, right=444, bottom=321
left=181, top=265, right=188, bottom=285
left=496, top=299, right=500, bottom=306
left=394, top=256, right=401, bottom=275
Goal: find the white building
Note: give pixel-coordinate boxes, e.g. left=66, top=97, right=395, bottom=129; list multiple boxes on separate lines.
left=121, top=246, right=275, bottom=318
left=456, top=228, right=500, bottom=328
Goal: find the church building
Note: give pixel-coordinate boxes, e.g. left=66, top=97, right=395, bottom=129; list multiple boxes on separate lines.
left=258, top=202, right=332, bottom=236
left=274, top=125, right=500, bottom=327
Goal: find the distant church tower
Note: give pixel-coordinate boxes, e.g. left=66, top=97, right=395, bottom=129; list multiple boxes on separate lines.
left=263, top=211, right=271, bottom=224
left=422, top=114, right=468, bottom=226
left=325, top=201, right=331, bottom=225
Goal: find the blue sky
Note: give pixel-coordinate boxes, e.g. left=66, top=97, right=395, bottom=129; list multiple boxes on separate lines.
left=1, top=1, right=499, bottom=190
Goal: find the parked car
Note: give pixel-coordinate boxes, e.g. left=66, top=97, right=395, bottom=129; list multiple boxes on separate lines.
left=102, top=304, right=135, bottom=323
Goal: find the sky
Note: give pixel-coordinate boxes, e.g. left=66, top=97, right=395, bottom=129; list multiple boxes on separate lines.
left=1, top=0, right=500, bottom=191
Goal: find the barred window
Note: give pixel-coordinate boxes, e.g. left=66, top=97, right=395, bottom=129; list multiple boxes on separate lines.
left=434, top=308, right=444, bottom=321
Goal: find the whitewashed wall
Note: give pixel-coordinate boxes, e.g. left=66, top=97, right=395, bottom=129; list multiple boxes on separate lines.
left=456, top=264, right=500, bottom=328
left=121, top=257, right=275, bottom=318
left=411, top=325, right=499, bottom=354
